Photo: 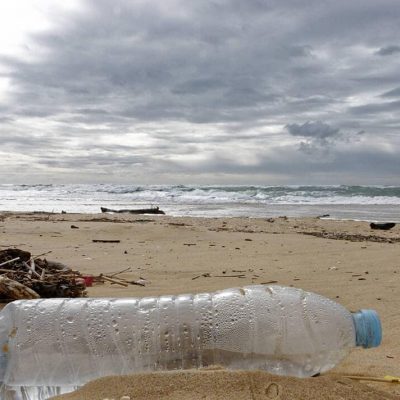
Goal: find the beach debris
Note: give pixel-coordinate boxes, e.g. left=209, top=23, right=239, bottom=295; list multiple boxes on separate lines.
left=344, top=375, right=400, bottom=383
left=91, top=267, right=148, bottom=287
left=101, top=206, right=165, bottom=215
left=92, top=239, right=121, bottom=243
left=130, top=278, right=147, bottom=287
left=317, top=214, right=330, bottom=218
left=0, top=276, right=40, bottom=299
left=71, top=225, right=79, bottom=229
left=370, top=222, right=396, bottom=230
left=94, top=274, right=148, bottom=287
left=99, top=274, right=129, bottom=287
left=300, top=231, right=400, bottom=243
left=0, top=257, right=21, bottom=268
left=168, top=222, right=188, bottom=227
left=0, top=248, right=87, bottom=300
left=192, top=272, right=211, bottom=280
left=105, top=266, right=132, bottom=277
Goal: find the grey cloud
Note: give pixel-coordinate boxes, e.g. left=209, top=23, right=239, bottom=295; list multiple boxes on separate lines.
left=349, top=100, right=400, bottom=115
left=381, top=87, right=400, bottom=97
left=1, top=0, right=400, bottom=183
left=0, top=133, right=55, bottom=149
left=158, top=143, right=400, bottom=184
left=286, top=45, right=313, bottom=57
left=285, top=120, right=369, bottom=157
left=0, top=117, right=14, bottom=124
left=40, top=153, right=148, bottom=169
left=286, top=121, right=340, bottom=139
left=2, top=0, right=397, bottom=126
left=375, top=45, right=400, bottom=56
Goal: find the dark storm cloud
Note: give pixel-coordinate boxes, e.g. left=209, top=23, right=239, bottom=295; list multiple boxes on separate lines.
left=350, top=100, right=400, bottom=115
left=0, top=0, right=400, bottom=183
left=381, top=87, right=400, bottom=97
left=158, top=143, right=400, bottom=183
left=375, top=45, right=400, bottom=56
left=286, top=121, right=340, bottom=140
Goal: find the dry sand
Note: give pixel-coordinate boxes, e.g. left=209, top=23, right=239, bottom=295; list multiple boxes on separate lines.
left=0, top=212, right=399, bottom=399
left=51, top=369, right=398, bottom=400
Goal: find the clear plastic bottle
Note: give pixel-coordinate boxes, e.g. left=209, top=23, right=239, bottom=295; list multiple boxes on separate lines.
left=0, top=285, right=381, bottom=399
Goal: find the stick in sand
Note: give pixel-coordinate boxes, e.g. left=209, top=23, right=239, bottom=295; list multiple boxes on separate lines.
left=106, top=267, right=132, bottom=277
left=100, top=275, right=129, bottom=287
left=344, top=375, right=400, bottom=383
left=93, top=240, right=121, bottom=243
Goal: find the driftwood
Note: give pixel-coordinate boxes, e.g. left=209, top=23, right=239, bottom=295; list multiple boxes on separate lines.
left=101, top=206, right=165, bottom=215
left=93, top=273, right=147, bottom=287
left=100, top=274, right=128, bottom=287
left=0, top=276, right=40, bottom=300
left=370, top=222, right=396, bottom=230
left=0, top=248, right=87, bottom=299
left=92, top=239, right=121, bottom=243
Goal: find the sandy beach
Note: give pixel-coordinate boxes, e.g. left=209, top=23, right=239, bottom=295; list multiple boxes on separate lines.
left=0, top=212, right=399, bottom=399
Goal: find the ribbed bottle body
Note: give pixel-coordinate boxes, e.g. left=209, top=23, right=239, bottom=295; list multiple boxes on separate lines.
left=0, top=285, right=356, bottom=389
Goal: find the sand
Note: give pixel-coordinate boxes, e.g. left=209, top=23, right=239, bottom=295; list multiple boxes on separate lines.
left=0, top=212, right=399, bottom=399
left=50, top=369, right=398, bottom=400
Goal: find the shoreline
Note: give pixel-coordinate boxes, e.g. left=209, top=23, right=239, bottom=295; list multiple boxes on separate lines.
left=1, top=208, right=400, bottom=223
left=1, top=200, right=400, bottom=223
left=1, top=212, right=399, bottom=397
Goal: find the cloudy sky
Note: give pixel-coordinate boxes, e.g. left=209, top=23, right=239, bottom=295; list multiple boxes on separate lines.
left=0, top=0, right=399, bottom=184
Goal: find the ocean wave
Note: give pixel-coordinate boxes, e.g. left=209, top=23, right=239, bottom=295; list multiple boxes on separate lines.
left=1, top=184, right=400, bottom=207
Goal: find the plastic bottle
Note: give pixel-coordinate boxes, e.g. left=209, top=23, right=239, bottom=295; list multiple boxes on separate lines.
left=0, top=285, right=381, bottom=399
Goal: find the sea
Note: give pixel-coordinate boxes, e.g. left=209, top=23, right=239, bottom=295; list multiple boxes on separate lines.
left=0, top=184, right=400, bottom=222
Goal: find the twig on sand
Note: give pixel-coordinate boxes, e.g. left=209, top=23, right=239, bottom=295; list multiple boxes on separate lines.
left=106, top=267, right=132, bottom=277
left=344, top=375, right=400, bottom=383
left=92, top=239, right=121, bottom=243
left=31, top=251, right=52, bottom=260
left=100, top=274, right=128, bottom=287
left=192, top=272, right=211, bottom=280
left=129, top=279, right=146, bottom=287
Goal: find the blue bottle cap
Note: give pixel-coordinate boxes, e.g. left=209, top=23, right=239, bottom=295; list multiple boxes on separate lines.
left=352, top=309, right=382, bottom=348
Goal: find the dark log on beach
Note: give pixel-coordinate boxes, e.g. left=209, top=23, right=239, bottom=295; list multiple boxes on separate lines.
left=101, top=206, right=165, bottom=215
left=370, top=222, right=396, bottom=231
